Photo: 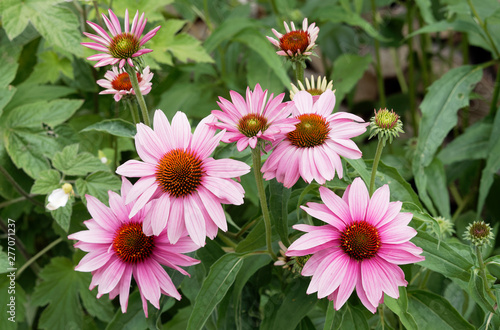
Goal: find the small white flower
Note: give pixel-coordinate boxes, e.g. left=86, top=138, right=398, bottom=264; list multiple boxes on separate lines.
left=46, top=183, right=73, bottom=211
left=100, top=157, right=108, bottom=164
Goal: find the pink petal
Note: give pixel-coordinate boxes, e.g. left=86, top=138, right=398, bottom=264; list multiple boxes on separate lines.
left=167, top=198, right=186, bottom=244
left=135, top=123, right=165, bottom=163
left=171, top=112, right=192, bottom=150
left=204, top=158, right=250, bottom=178
left=366, top=184, right=390, bottom=225
left=86, top=195, right=120, bottom=232
left=334, top=258, right=359, bottom=310
left=116, top=159, right=157, bottom=177
left=128, top=182, right=159, bottom=218
left=144, top=195, right=170, bottom=236
left=98, top=258, right=126, bottom=294
left=118, top=267, right=133, bottom=313
left=197, top=187, right=227, bottom=231
left=125, top=176, right=157, bottom=205
left=135, top=262, right=161, bottom=309
left=319, top=186, right=351, bottom=225
left=301, top=202, right=345, bottom=231
left=75, top=250, right=112, bottom=272
left=348, top=178, right=369, bottom=221
left=313, top=90, right=335, bottom=117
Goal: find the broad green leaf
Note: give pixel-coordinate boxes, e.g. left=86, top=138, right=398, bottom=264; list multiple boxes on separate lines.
left=269, top=179, right=291, bottom=246
left=0, top=246, right=9, bottom=274
left=246, top=51, right=285, bottom=96
left=31, top=257, right=86, bottom=330
left=345, top=158, right=371, bottom=185
left=408, top=290, right=474, bottom=330
left=0, top=276, right=26, bottom=328
left=204, top=18, right=260, bottom=53
left=424, top=158, right=451, bottom=218
left=187, top=253, right=244, bottom=330
left=106, top=291, right=148, bottom=330
left=325, top=303, right=369, bottom=330
left=478, top=104, right=500, bottom=214
left=4, top=99, right=83, bottom=129
left=3, top=84, right=76, bottom=112
left=468, top=268, right=495, bottom=313
left=76, top=171, right=121, bottom=204
left=0, top=87, right=16, bottom=118
left=28, top=50, right=74, bottom=84
left=167, top=33, right=214, bottom=64
left=113, top=0, right=174, bottom=22
left=232, top=254, right=271, bottom=302
left=235, top=217, right=279, bottom=253
left=384, top=287, right=418, bottom=330
left=52, top=144, right=109, bottom=176
left=80, top=287, right=115, bottom=323
left=415, top=0, right=436, bottom=24
left=31, top=169, right=61, bottom=194
left=50, top=197, right=72, bottom=232
left=438, top=121, right=492, bottom=164
left=4, top=128, right=60, bottom=178
left=323, top=301, right=343, bottom=330
left=260, top=278, right=318, bottom=330
left=234, top=29, right=291, bottom=88
left=411, top=231, right=472, bottom=282
left=413, top=65, right=482, bottom=215
left=0, top=0, right=32, bottom=40
left=331, top=54, right=373, bottom=110
left=81, top=119, right=137, bottom=138
left=0, top=41, right=21, bottom=89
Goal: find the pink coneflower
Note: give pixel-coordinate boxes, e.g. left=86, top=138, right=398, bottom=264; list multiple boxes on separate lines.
left=97, top=66, right=153, bottom=102
left=261, top=90, right=368, bottom=188
left=286, top=178, right=424, bottom=313
left=83, top=9, right=161, bottom=68
left=116, top=110, right=251, bottom=246
left=68, top=178, right=200, bottom=317
left=266, top=18, right=319, bottom=59
left=210, top=84, right=299, bottom=151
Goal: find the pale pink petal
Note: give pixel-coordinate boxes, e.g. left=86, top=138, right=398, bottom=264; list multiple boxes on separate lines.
left=116, top=160, right=157, bottom=177
left=319, top=186, right=352, bottom=225
left=366, top=184, right=390, bottom=225
left=135, top=262, right=161, bottom=309
left=348, top=177, right=369, bottom=221
left=184, top=195, right=207, bottom=247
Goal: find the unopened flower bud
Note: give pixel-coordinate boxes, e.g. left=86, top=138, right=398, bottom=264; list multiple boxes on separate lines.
left=369, top=108, right=404, bottom=145
left=463, top=221, right=494, bottom=247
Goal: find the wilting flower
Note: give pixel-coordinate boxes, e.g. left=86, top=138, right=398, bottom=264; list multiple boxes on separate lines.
left=266, top=18, right=319, bottom=60
left=83, top=9, right=161, bottom=68
left=287, top=178, right=425, bottom=313
left=46, top=183, right=73, bottom=210
left=97, top=66, right=153, bottom=102
left=262, top=90, right=368, bottom=188
left=116, top=111, right=251, bottom=246
left=463, top=221, right=495, bottom=247
left=290, top=75, right=334, bottom=101
left=68, top=178, right=200, bottom=317
left=210, top=84, right=298, bottom=151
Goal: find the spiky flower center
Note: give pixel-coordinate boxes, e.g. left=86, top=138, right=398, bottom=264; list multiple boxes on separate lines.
left=113, top=222, right=154, bottom=263
left=238, top=114, right=269, bottom=138
left=111, top=72, right=142, bottom=91
left=109, top=33, right=140, bottom=59
left=469, top=222, right=490, bottom=239
left=156, top=149, right=204, bottom=198
left=287, top=113, right=330, bottom=148
left=340, top=221, right=381, bottom=261
left=280, top=30, right=309, bottom=54
left=374, top=108, right=399, bottom=129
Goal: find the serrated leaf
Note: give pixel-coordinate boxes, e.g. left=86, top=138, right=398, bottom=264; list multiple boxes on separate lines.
left=269, top=179, right=291, bottom=246
left=204, top=18, right=260, bottom=53
left=52, top=144, right=109, bottom=176
left=81, top=119, right=137, bottom=138
left=187, top=253, right=244, bottom=330
left=31, top=257, right=86, bottom=330
left=76, top=171, right=121, bottom=204
left=0, top=41, right=21, bottom=89
left=0, top=0, right=32, bottom=40
left=0, top=87, right=17, bottom=118
left=106, top=290, right=149, bottom=330
left=167, top=33, right=214, bottom=64
left=28, top=50, right=74, bottom=84
left=50, top=197, right=72, bottom=231
left=31, top=169, right=61, bottom=194
left=408, top=290, right=474, bottom=330
left=384, top=287, right=418, bottom=330
left=80, top=287, right=114, bottom=323
left=3, top=84, right=76, bottom=112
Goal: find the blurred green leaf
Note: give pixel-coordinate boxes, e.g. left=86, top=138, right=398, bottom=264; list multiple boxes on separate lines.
left=0, top=87, right=16, bottom=118
left=468, top=268, right=495, bottom=313
left=76, top=171, right=121, bottom=204
left=384, top=287, right=418, bottom=330
left=31, top=169, right=61, bottom=194
left=269, top=179, right=291, bottom=246
left=0, top=275, right=26, bottom=329
left=28, top=50, right=74, bottom=84
left=0, top=246, right=9, bottom=274
left=415, top=0, right=436, bottom=24
left=0, top=41, right=21, bottom=89
left=81, top=119, right=137, bottom=138
left=204, top=18, right=260, bottom=53
left=50, top=197, right=72, bottom=231
left=323, top=303, right=369, bottom=330
left=424, top=158, right=451, bottom=218
left=52, top=144, right=108, bottom=176
left=187, top=253, right=244, bottom=330
left=3, top=84, right=76, bottom=112
left=106, top=290, right=148, bottom=330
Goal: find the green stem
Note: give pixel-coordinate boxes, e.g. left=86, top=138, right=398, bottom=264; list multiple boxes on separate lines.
left=476, top=245, right=497, bottom=302
left=202, top=0, right=213, bottom=32
left=218, top=232, right=237, bottom=249
left=235, top=217, right=258, bottom=239
left=391, top=48, right=408, bottom=93
left=294, top=62, right=305, bottom=86
left=16, top=237, right=63, bottom=278
left=126, top=99, right=140, bottom=124
left=371, top=0, right=386, bottom=108
left=417, top=15, right=431, bottom=88
left=407, top=4, right=419, bottom=135
left=369, top=139, right=385, bottom=196
left=252, top=148, right=277, bottom=260
left=0, top=195, right=36, bottom=209
left=126, top=66, right=150, bottom=126
left=467, top=0, right=500, bottom=59
left=0, top=165, right=44, bottom=208
left=379, top=305, right=385, bottom=330
left=489, top=63, right=500, bottom=116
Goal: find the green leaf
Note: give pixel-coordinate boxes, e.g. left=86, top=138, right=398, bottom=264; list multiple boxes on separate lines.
left=28, top=50, right=74, bottom=84
left=80, top=287, right=115, bottom=323
left=81, top=119, right=137, bottom=138
left=0, top=87, right=17, bottom=118
left=235, top=217, right=279, bottom=253
left=415, top=0, right=436, bottom=24
left=52, top=144, right=109, bottom=176
left=4, top=99, right=83, bottom=129
left=345, top=158, right=371, bottom=185
left=204, top=18, right=260, bottom=53
left=106, top=291, right=149, bottom=330
left=468, top=268, right=495, bottom=313
left=0, top=275, right=26, bottom=328
left=384, top=287, right=418, bottom=330
left=76, top=171, right=121, bottom=204
left=411, top=231, right=472, bottom=282
left=0, top=41, right=21, bottom=89
left=0, top=0, right=32, bottom=40
left=3, top=84, right=76, bottom=112
left=260, top=278, right=318, bottom=330
left=0, top=245, right=9, bottom=274
left=323, top=301, right=343, bottom=330
left=478, top=104, right=500, bottom=214
left=424, top=158, right=451, bottom=218
left=232, top=254, right=271, bottom=302
left=187, top=253, right=244, bottom=330
left=269, top=179, right=291, bottom=246
left=31, top=169, right=61, bottom=194
left=50, top=197, right=72, bottom=232
left=408, top=290, right=475, bottom=330
left=234, top=29, right=291, bottom=88
left=413, top=65, right=482, bottom=215
left=326, top=303, right=370, bottom=330
left=438, top=121, right=492, bottom=164
left=330, top=54, right=373, bottom=110
left=114, top=0, right=174, bottom=22
left=31, top=257, right=86, bottom=330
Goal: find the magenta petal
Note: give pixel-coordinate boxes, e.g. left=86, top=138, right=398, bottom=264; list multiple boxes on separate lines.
left=125, top=176, right=157, bottom=205
left=167, top=198, right=186, bottom=244
left=301, top=202, right=345, bottom=231
left=149, top=260, right=181, bottom=300
left=135, top=262, right=161, bottom=309
left=204, top=158, right=250, bottom=178
left=334, top=258, right=359, bottom=310
left=319, top=186, right=352, bottom=225
left=128, top=182, right=158, bottom=218
left=86, top=195, right=121, bottom=232
left=75, top=250, right=112, bottom=272
left=119, top=267, right=133, bottom=313
left=98, top=258, right=126, bottom=294
left=287, top=226, right=339, bottom=255
left=360, top=259, right=384, bottom=307
left=356, top=274, right=378, bottom=313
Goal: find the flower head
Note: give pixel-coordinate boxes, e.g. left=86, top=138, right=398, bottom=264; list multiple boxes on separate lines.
left=427, top=216, right=455, bottom=240
left=83, top=9, right=161, bottom=68
left=116, top=110, right=251, bottom=246
left=210, top=84, right=298, bottom=151
left=46, top=183, right=73, bottom=210
left=97, top=66, right=153, bottom=102
left=266, top=18, right=319, bottom=61
left=68, top=178, right=200, bottom=317
left=369, top=108, right=404, bottom=145
left=290, top=75, right=334, bottom=101
left=463, top=221, right=494, bottom=247
left=286, top=178, right=424, bottom=313
left=261, top=90, right=368, bottom=188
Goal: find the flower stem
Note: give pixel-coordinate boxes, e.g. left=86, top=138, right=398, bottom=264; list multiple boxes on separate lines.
left=371, top=0, right=386, bottom=108
left=16, top=237, right=63, bottom=278
left=406, top=4, right=419, bottom=135
left=476, top=245, right=497, bottom=302
left=125, top=99, right=140, bottom=124
left=467, top=0, right=500, bottom=59
left=0, top=165, right=44, bottom=208
left=252, top=148, right=277, bottom=260
left=294, top=61, right=305, bottom=86
left=369, top=139, right=385, bottom=196
left=126, top=66, right=150, bottom=126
